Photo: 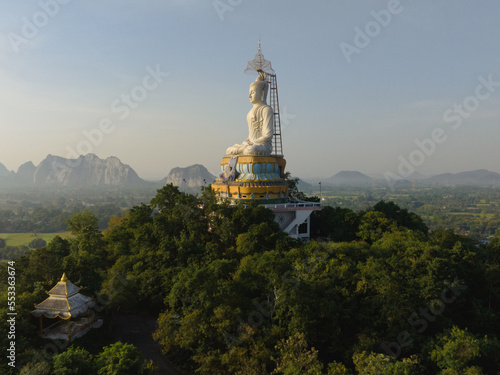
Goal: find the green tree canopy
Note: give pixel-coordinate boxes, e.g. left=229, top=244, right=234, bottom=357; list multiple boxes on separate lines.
left=67, top=211, right=100, bottom=236
left=28, top=238, right=47, bottom=249
left=373, top=200, right=429, bottom=234
left=52, top=346, right=95, bottom=375
left=95, top=342, right=142, bottom=375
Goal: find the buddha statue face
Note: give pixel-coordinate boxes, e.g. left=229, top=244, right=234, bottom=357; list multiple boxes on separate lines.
left=249, top=76, right=268, bottom=104
left=249, top=87, right=261, bottom=104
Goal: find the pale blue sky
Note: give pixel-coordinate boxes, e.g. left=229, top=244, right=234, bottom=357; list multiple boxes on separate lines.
left=1, top=1, right=499, bottom=180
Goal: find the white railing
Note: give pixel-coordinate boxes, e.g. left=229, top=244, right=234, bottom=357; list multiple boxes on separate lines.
left=264, top=201, right=322, bottom=210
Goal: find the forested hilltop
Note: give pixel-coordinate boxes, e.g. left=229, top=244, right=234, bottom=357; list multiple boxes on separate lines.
left=1, top=185, right=500, bottom=374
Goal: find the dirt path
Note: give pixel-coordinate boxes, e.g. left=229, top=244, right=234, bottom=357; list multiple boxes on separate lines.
left=113, top=313, right=182, bottom=375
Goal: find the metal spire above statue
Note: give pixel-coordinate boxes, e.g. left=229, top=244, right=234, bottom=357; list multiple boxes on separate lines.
left=245, top=39, right=275, bottom=75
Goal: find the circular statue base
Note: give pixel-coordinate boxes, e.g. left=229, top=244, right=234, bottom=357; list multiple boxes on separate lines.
left=212, top=156, right=289, bottom=204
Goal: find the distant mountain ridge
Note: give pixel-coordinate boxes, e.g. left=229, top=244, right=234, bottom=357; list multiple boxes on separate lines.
left=0, top=154, right=145, bottom=187
left=1, top=155, right=499, bottom=189
left=0, top=163, right=13, bottom=177
left=305, top=169, right=500, bottom=188
left=0, top=155, right=217, bottom=190
left=425, top=169, right=500, bottom=186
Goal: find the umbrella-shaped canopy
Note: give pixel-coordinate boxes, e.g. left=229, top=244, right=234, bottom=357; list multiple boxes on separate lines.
left=245, top=39, right=275, bottom=75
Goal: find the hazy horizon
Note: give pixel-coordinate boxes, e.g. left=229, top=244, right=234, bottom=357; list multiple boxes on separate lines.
left=2, top=151, right=500, bottom=183
left=1, top=1, right=499, bottom=180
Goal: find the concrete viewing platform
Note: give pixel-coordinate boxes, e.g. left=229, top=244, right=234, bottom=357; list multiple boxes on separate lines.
left=263, top=201, right=323, bottom=211
left=263, top=200, right=323, bottom=240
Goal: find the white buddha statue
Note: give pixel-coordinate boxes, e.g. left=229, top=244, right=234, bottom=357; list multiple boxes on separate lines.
left=226, top=74, right=274, bottom=156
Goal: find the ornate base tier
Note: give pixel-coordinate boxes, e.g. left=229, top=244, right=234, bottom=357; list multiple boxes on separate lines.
left=212, top=156, right=289, bottom=203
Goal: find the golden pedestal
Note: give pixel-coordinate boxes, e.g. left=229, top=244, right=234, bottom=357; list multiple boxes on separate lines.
left=211, top=156, right=289, bottom=203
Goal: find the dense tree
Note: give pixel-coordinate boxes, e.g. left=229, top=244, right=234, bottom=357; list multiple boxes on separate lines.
left=431, top=229, right=468, bottom=250
left=0, top=245, right=29, bottom=260
left=352, top=352, right=422, bottom=375
left=95, top=342, right=143, bottom=375
left=18, top=342, right=154, bottom=375
left=373, top=200, right=429, bottom=235
left=67, top=211, right=101, bottom=236
left=19, top=361, right=51, bottom=375
left=429, top=327, right=496, bottom=374
left=63, top=212, right=106, bottom=293
left=28, top=238, right=47, bottom=249
left=357, top=211, right=395, bottom=244
left=272, top=332, right=324, bottom=375
left=310, top=206, right=359, bottom=242
left=52, top=346, right=95, bottom=375
left=3, top=186, right=500, bottom=374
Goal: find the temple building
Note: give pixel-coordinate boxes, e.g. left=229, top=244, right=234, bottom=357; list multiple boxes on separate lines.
left=32, top=273, right=100, bottom=341
left=212, top=42, right=322, bottom=239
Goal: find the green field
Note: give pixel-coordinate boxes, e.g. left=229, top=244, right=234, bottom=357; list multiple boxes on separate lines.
left=0, top=232, right=73, bottom=247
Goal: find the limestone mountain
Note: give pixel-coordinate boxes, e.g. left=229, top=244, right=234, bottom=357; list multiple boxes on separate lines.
left=163, top=164, right=216, bottom=190
left=16, top=161, right=37, bottom=185
left=33, top=154, right=145, bottom=186
left=0, top=163, right=15, bottom=186
left=0, top=163, right=13, bottom=177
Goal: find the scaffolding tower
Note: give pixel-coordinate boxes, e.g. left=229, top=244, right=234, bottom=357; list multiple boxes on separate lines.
left=267, top=73, right=283, bottom=157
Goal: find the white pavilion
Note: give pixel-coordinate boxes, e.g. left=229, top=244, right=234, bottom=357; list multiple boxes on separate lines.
left=32, top=273, right=99, bottom=341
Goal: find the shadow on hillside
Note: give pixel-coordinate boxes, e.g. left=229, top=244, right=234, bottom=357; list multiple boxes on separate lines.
left=112, top=313, right=182, bottom=375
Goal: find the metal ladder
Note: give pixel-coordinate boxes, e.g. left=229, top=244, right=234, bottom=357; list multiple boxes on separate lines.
left=267, top=74, right=283, bottom=157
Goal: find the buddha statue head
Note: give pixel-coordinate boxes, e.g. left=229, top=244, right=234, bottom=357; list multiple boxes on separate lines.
left=249, top=73, right=269, bottom=104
